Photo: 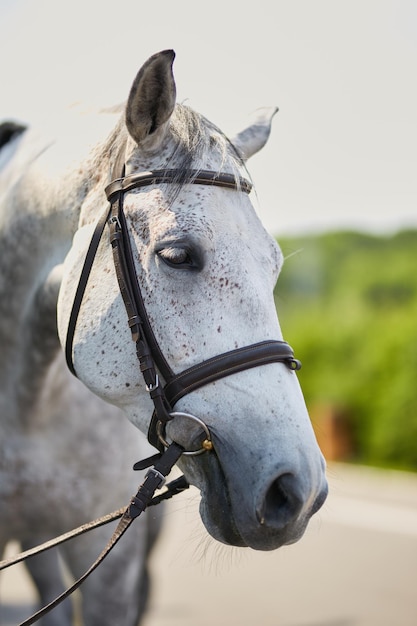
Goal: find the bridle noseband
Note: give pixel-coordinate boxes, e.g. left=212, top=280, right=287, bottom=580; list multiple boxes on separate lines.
left=65, top=156, right=301, bottom=454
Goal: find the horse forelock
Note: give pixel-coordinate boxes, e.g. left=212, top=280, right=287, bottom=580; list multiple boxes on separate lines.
left=168, top=104, right=246, bottom=181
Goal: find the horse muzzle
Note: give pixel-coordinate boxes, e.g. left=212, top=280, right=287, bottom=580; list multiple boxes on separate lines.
left=171, top=424, right=328, bottom=551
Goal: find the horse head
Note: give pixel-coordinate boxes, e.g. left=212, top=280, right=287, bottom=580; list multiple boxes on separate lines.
left=57, top=50, right=327, bottom=551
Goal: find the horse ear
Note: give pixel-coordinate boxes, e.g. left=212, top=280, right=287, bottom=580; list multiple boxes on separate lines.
left=230, top=107, right=278, bottom=161
left=125, top=50, right=176, bottom=148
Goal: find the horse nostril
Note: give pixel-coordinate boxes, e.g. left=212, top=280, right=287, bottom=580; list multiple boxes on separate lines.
left=256, top=473, right=304, bottom=529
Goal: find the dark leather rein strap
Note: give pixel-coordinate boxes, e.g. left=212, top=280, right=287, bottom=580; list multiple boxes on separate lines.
left=1, top=443, right=185, bottom=626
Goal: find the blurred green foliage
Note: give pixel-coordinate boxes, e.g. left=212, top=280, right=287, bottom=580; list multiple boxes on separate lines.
left=275, top=229, right=417, bottom=471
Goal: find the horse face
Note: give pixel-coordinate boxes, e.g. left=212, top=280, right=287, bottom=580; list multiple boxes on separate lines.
left=57, top=50, right=327, bottom=550
left=126, top=186, right=327, bottom=551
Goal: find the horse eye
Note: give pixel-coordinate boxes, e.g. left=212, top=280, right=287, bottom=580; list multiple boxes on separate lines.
left=157, top=246, right=197, bottom=269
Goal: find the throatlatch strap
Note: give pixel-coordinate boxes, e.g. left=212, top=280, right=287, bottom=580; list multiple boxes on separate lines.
left=65, top=206, right=110, bottom=376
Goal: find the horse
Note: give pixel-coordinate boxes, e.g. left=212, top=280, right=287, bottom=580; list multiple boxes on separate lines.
left=0, top=50, right=328, bottom=625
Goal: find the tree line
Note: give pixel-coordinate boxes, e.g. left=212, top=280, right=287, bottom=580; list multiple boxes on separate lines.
left=275, top=229, right=417, bottom=471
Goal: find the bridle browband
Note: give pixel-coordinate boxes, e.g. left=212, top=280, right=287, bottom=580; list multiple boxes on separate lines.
left=65, top=156, right=301, bottom=454
left=105, top=167, right=254, bottom=197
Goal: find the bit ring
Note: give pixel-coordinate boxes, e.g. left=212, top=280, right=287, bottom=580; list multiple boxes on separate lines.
left=156, top=412, right=213, bottom=456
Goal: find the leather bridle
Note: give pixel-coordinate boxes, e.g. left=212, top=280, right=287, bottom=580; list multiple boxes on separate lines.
left=65, top=152, right=301, bottom=455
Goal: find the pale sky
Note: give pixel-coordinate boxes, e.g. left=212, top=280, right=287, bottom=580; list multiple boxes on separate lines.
left=1, top=0, right=416, bottom=236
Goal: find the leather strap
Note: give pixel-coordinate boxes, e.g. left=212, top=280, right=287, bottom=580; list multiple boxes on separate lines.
left=0, top=469, right=187, bottom=574
left=65, top=206, right=110, bottom=375
left=109, top=195, right=174, bottom=383
left=164, top=340, right=301, bottom=407
left=105, top=169, right=252, bottom=200
left=17, top=516, right=133, bottom=626
left=147, top=340, right=300, bottom=450
left=108, top=184, right=174, bottom=432
left=12, top=443, right=184, bottom=626
left=65, top=141, right=127, bottom=376
left=0, top=508, right=125, bottom=572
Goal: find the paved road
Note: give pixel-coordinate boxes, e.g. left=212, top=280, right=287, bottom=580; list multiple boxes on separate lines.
left=1, top=463, right=417, bottom=626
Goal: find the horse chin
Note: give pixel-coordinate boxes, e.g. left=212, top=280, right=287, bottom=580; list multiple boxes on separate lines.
left=199, top=498, right=247, bottom=548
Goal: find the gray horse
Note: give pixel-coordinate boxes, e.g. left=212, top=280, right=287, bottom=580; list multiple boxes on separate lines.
left=0, top=50, right=327, bottom=625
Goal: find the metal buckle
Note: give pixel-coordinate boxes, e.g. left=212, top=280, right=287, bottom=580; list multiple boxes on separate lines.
left=156, top=412, right=213, bottom=457
left=146, top=374, right=159, bottom=393
left=145, top=467, right=166, bottom=489
left=108, top=215, right=121, bottom=230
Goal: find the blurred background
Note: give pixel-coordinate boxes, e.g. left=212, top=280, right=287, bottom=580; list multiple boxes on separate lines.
left=0, top=1, right=416, bottom=625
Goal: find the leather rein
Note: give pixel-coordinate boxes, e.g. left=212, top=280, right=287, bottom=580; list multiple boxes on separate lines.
left=0, top=153, right=301, bottom=625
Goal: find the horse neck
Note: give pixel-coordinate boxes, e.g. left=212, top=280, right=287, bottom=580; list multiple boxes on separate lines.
left=0, top=121, right=117, bottom=425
